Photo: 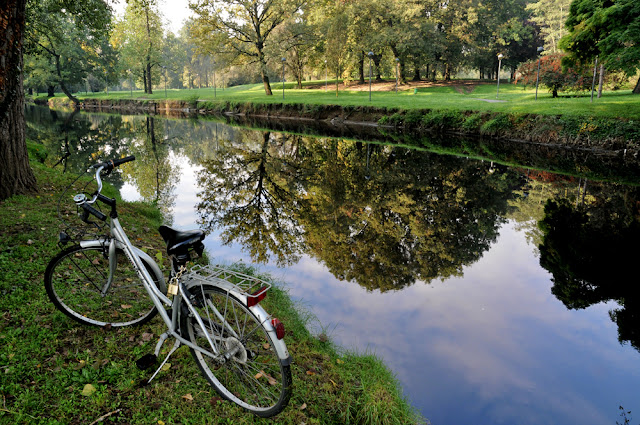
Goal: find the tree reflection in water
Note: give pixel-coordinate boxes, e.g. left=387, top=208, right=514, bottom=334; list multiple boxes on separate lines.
left=196, top=131, right=304, bottom=266
left=539, top=184, right=640, bottom=351
left=196, top=131, right=525, bottom=291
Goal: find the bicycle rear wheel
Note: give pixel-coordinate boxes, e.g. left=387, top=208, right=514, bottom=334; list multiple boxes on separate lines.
left=181, top=283, right=292, bottom=417
left=44, top=245, right=161, bottom=327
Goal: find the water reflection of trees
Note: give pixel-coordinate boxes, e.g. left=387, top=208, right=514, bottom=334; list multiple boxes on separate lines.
left=120, top=116, right=179, bottom=221
left=25, top=107, right=180, bottom=220
left=538, top=184, right=640, bottom=352
left=196, top=132, right=304, bottom=266
left=196, top=131, right=524, bottom=291
left=297, top=140, right=523, bottom=291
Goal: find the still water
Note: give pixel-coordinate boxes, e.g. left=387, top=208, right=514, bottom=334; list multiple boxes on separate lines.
left=26, top=106, right=640, bottom=425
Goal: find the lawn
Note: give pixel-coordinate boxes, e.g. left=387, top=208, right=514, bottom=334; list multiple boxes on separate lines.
left=57, top=78, right=640, bottom=120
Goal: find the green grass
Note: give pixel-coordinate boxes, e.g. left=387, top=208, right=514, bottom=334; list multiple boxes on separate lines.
left=0, top=151, right=424, bottom=424
left=51, top=78, right=640, bottom=119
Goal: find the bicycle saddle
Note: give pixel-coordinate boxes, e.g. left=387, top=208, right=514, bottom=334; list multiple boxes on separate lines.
left=158, top=225, right=205, bottom=256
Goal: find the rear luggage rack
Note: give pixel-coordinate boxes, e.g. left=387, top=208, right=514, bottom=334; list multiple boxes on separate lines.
left=184, top=264, right=271, bottom=300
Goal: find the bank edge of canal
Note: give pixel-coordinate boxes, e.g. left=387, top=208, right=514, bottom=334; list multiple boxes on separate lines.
left=34, top=96, right=640, bottom=159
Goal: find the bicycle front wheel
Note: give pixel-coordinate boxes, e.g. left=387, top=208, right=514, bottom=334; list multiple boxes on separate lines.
left=181, top=283, right=292, bottom=417
left=44, top=245, right=161, bottom=327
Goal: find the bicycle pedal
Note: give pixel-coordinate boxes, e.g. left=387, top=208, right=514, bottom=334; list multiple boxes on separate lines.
left=135, top=353, right=157, bottom=370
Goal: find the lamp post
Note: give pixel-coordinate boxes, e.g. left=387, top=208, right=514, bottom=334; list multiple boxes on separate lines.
left=535, top=46, right=543, bottom=100
left=324, top=59, right=328, bottom=91
left=368, top=51, right=374, bottom=101
left=162, top=66, right=167, bottom=98
left=496, top=53, right=504, bottom=99
left=281, top=57, right=286, bottom=100
left=395, top=57, right=399, bottom=94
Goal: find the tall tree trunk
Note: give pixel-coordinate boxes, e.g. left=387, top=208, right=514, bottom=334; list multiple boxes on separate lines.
left=146, top=60, right=153, bottom=94
left=373, top=55, right=382, bottom=81
left=634, top=76, right=640, bottom=94
left=47, top=85, right=55, bottom=97
left=358, top=52, right=365, bottom=84
left=444, top=63, right=451, bottom=81
left=0, top=0, right=38, bottom=201
left=597, top=64, right=604, bottom=98
left=412, top=67, right=421, bottom=81
left=53, top=54, right=79, bottom=105
left=389, top=45, right=406, bottom=84
left=145, top=6, right=153, bottom=94
left=143, top=69, right=148, bottom=94
left=258, top=49, right=272, bottom=95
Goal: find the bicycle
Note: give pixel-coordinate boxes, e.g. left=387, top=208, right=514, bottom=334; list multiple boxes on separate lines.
left=43, top=155, right=292, bottom=417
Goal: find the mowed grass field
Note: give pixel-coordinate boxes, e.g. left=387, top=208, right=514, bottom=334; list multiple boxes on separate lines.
left=61, top=78, right=640, bottom=119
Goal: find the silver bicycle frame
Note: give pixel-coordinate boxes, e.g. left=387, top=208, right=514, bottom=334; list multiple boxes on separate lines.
left=78, top=165, right=290, bottom=370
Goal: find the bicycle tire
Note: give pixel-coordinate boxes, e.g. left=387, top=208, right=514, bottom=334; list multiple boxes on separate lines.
left=44, top=244, right=162, bottom=327
left=181, top=283, right=292, bottom=417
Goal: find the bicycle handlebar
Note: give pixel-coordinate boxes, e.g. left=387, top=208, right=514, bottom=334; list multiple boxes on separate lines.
left=78, top=155, right=136, bottom=209
left=80, top=202, right=107, bottom=222
left=92, top=155, right=136, bottom=172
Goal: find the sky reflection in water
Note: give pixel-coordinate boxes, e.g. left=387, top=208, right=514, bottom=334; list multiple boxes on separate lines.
left=121, top=154, right=639, bottom=425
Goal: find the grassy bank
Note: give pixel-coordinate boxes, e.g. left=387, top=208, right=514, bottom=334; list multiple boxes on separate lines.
left=38, top=79, right=640, bottom=119
left=0, top=148, right=424, bottom=424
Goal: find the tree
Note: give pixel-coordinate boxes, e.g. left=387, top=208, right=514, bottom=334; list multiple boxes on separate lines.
left=111, top=0, right=164, bottom=94
left=1, top=0, right=38, bottom=201
left=190, top=0, right=305, bottom=95
left=24, top=0, right=112, bottom=104
left=526, top=0, right=571, bottom=53
left=516, top=53, right=591, bottom=97
left=561, top=0, right=640, bottom=94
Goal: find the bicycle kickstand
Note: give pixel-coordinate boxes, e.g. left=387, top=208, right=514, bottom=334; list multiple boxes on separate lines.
left=135, top=332, right=182, bottom=384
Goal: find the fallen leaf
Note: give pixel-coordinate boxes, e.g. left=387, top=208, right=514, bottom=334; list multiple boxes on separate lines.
left=121, top=304, right=132, bottom=309
left=299, top=403, right=307, bottom=410
left=182, top=393, right=194, bottom=402
left=306, top=370, right=315, bottom=376
left=254, top=371, right=263, bottom=379
left=161, top=363, right=171, bottom=371
left=92, top=258, right=100, bottom=265
left=141, top=332, right=154, bottom=341
left=336, top=359, right=344, bottom=364
left=81, top=383, right=96, bottom=396
left=263, top=343, right=271, bottom=350
left=158, top=421, right=165, bottom=425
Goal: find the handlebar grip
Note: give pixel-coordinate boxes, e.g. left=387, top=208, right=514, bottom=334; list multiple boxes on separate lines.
left=80, top=203, right=107, bottom=222
left=92, top=155, right=136, bottom=171
left=112, top=155, right=135, bottom=167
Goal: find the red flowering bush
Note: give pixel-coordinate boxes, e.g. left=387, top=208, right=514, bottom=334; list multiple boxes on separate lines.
left=516, top=53, right=593, bottom=97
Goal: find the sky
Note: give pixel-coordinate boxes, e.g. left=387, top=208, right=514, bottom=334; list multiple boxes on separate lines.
left=112, top=0, right=193, bottom=35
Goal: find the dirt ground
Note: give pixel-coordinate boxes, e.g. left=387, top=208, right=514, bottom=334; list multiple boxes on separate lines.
left=304, top=78, right=495, bottom=93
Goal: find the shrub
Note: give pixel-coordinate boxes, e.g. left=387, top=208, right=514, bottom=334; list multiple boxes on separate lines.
left=516, top=53, right=593, bottom=97
left=461, top=113, right=485, bottom=132
left=422, top=110, right=465, bottom=129
left=481, top=114, right=512, bottom=135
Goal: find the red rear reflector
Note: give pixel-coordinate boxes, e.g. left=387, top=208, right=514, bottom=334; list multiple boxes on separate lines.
left=247, top=286, right=268, bottom=307
left=271, top=318, right=285, bottom=340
